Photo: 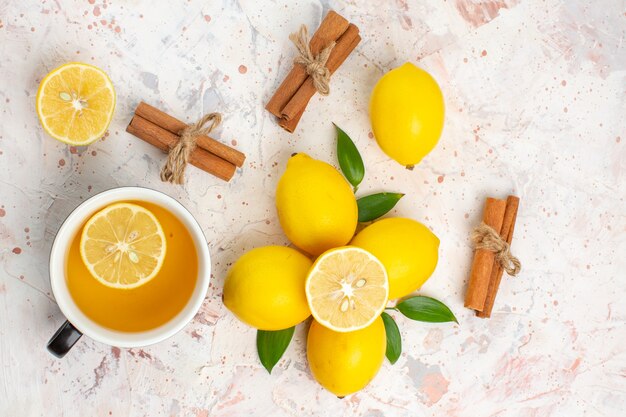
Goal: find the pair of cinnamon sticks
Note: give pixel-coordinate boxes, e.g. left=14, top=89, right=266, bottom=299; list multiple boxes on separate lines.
left=266, top=11, right=361, bottom=132
left=126, top=102, right=245, bottom=181
left=465, top=196, right=520, bottom=318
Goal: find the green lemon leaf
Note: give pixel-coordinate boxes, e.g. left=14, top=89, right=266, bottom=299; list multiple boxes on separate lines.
left=257, top=327, right=295, bottom=374
left=381, top=312, right=402, bottom=364
left=357, top=192, right=404, bottom=222
left=335, top=123, right=364, bottom=190
left=395, top=296, right=458, bottom=324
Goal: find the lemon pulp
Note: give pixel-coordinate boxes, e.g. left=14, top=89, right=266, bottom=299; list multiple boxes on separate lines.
left=305, top=247, right=389, bottom=332
left=36, top=62, right=115, bottom=146
left=79, top=203, right=166, bottom=289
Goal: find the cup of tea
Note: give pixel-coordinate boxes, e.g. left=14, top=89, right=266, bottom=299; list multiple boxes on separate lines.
left=47, top=186, right=211, bottom=357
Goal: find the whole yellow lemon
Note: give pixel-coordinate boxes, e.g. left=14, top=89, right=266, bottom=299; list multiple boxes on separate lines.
left=369, top=62, right=444, bottom=167
left=307, top=317, right=386, bottom=397
left=276, top=153, right=358, bottom=256
left=223, top=246, right=312, bottom=330
left=351, top=218, right=439, bottom=300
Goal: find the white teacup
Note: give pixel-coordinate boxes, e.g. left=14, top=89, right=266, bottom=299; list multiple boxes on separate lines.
left=47, top=186, right=211, bottom=357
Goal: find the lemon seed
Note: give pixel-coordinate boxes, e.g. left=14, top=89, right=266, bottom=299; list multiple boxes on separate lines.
left=128, top=251, right=139, bottom=263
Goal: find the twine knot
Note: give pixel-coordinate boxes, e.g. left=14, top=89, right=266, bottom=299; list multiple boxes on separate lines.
left=471, top=222, right=521, bottom=276
left=289, top=25, right=335, bottom=96
left=160, top=112, right=222, bottom=184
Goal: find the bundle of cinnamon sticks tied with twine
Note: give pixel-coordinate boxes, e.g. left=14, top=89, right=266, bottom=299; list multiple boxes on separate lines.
left=126, top=102, right=245, bottom=183
left=266, top=11, right=361, bottom=132
left=465, top=196, right=521, bottom=318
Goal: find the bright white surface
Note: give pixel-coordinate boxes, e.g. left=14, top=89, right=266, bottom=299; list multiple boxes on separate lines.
left=0, top=0, right=624, bottom=416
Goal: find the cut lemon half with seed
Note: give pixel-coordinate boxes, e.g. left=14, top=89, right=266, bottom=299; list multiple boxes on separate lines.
left=305, top=247, right=389, bottom=332
left=80, top=203, right=166, bottom=289
left=36, top=62, right=115, bottom=146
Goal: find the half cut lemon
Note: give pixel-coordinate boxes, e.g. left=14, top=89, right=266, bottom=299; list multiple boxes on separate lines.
left=80, top=203, right=166, bottom=289
left=36, top=62, right=115, bottom=146
left=305, top=247, right=389, bottom=332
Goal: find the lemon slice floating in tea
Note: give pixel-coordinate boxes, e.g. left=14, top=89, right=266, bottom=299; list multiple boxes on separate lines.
left=80, top=203, right=166, bottom=289
left=305, top=247, right=389, bottom=332
left=36, top=62, right=115, bottom=146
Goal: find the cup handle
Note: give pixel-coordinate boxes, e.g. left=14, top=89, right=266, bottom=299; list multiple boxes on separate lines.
left=47, top=320, right=82, bottom=358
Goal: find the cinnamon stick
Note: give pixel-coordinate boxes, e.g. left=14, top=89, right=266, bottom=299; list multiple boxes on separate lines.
left=477, top=196, right=520, bottom=318
left=281, top=23, right=360, bottom=121
left=279, top=30, right=361, bottom=132
left=135, top=101, right=245, bottom=167
left=464, top=198, right=507, bottom=311
left=126, top=115, right=236, bottom=182
left=265, top=11, right=350, bottom=118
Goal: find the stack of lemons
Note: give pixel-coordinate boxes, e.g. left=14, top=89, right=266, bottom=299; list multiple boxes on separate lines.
left=224, top=154, right=439, bottom=397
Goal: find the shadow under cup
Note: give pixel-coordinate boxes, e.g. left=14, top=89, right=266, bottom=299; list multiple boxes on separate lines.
left=47, top=187, right=211, bottom=358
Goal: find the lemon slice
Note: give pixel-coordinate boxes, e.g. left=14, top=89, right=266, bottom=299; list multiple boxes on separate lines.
left=305, top=247, right=389, bottom=332
left=80, top=203, right=166, bottom=289
left=36, top=62, right=115, bottom=146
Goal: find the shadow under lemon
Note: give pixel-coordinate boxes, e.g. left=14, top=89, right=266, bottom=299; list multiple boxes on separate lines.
left=66, top=201, right=197, bottom=332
